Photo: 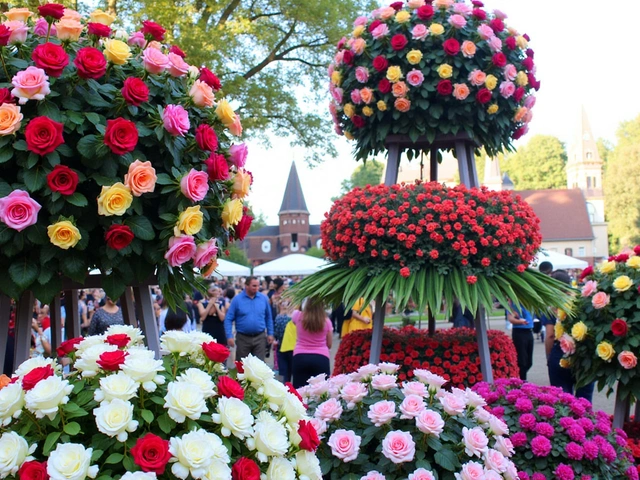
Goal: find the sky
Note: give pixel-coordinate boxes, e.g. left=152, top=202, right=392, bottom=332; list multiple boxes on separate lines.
left=244, top=0, right=640, bottom=226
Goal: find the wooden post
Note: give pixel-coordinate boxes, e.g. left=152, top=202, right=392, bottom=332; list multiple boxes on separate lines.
left=120, top=287, right=138, bottom=328
left=428, top=309, right=436, bottom=336
left=369, top=293, right=385, bottom=364
left=133, top=286, right=160, bottom=359
left=0, top=294, right=11, bottom=373
left=613, top=385, right=630, bottom=430
left=65, top=290, right=81, bottom=340
left=14, top=291, right=34, bottom=368
left=50, top=295, right=62, bottom=349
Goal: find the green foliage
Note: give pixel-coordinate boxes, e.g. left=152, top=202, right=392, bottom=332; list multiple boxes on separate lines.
left=336, top=159, right=385, bottom=199
left=224, top=244, right=250, bottom=267
left=597, top=138, right=614, bottom=166
left=306, top=246, right=326, bottom=259
left=244, top=202, right=267, bottom=233
left=501, top=135, right=567, bottom=190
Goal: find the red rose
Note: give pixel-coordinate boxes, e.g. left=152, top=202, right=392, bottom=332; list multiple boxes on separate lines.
left=141, top=20, right=166, bottom=41
left=202, top=341, right=230, bottom=363
left=400, top=267, right=410, bottom=278
left=205, top=153, right=230, bottom=181
left=234, top=213, right=253, bottom=241
left=522, top=57, right=534, bottom=72
left=74, top=47, right=107, bottom=79
left=199, top=67, right=222, bottom=91
left=285, top=382, right=305, bottom=403
left=390, top=2, right=404, bottom=11
left=635, top=246, right=640, bottom=256
left=579, top=266, right=594, bottom=280
left=437, top=79, right=453, bottom=96
left=0, top=25, right=10, bottom=47
left=32, top=43, right=69, bottom=78
left=476, top=88, right=492, bottom=104
left=513, top=87, right=525, bottom=103
left=97, top=350, right=128, bottom=371
left=38, top=3, right=65, bottom=19
left=472, top=9, right=486, bottom=20
left=390, top=34, right=408, bottom=51
left=217, top=375, right=245, bottom=399
left=105, top=224, right=135, bottom=251
left=351, top=115, right=365, bottom=129
left=22, top=365, right=54, bottom=391
left=505, top=36, right=517, bottom=50
left=615, top=253, right=630, bottom=263
left=467, top=275, right=478, bottom=284
left=528, top=72, right=540, bottom=91
left=121, top=77, right=149, bottom=106
left=0, top=88, right=14, bottom=104
left=131, top=433, right=172, bottom=475
left=368, top=20, right=382, bottom=32
left=25, top=116, right=64, bottom=156
left=492, top=53, right=507, bottom=68
left=106, top=333, right=130, bottom=348
left=87, top=22, right=111, bottom=37
left=472, top=0, right=484, bottom=6
left=47, top=165, right=79, bottom=195
left=169, top=45, right=186, bottom=58
left=235, top=360, right=244, bottom=373
left=443, top=38, right=460, bottom=56
left=56, top=337, right=83, bottom=357
left=490, top=18, right=505, bottom=32
left=104, top=118, right=139, bottom=154
left=378, top=78, right=391, bottom=93
left=372, top=55, right=388, bottom=72
left=342, top=50, right=354, bottom=65
left=523, top=33, right=531, bottom=41
left=17, top=461, right=48, bottom=480
left=298, top=420, right=320, bottom=451
left=416, top=5, right=434, bottom=19
left=232, top=457, right=260, bottom=480
left=612, top=319, right=628, bottom=337
left=195, top=124, right=218, bottom=151
left=513, top=127, right=526, bottom=140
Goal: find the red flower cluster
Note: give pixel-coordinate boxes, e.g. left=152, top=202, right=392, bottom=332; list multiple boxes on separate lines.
left=333, top=326, right=518, bottom=388
left=322, top=181, right=541, bottom=278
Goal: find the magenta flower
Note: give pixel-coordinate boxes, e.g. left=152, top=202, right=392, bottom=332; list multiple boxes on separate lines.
left=530, top=435, right=552, bottom=457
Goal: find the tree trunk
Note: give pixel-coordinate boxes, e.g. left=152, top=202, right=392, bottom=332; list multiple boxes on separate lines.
left=106, top=0, right=117, bottom=17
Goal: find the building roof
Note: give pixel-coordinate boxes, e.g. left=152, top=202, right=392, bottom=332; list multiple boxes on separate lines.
left=247, top=225, right=280, bottom=237
left=515, top=189, right=594, bottom=241
left=279, top=162, right=309, bottom=214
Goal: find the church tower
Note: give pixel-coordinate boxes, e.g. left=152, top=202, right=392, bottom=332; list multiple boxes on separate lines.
left=278, top=162, right=311, bottom=254
left=482, top=157, right=514, bottom=191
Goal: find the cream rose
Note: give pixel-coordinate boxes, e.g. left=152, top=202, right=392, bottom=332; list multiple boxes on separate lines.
left=178, top=368, right=216, bottom=399
left=47, top=443, right=99, bottom=480
left=203, top=461, right=231, bottom=480
left=295, top=450, right=322, bottom=480
left=122, top=356, right=165, bottom=392
left=25, top=375, right=73, bottom=419
left=121, top=473, right=157, bottom=480
left=160, top=330, right=195, bottom=356
left=241, top=354, right=274, bottom=385
left=74, top=344, right=118, bottom=378
left=0, top=382, right=24, bottom=426
left=0, top=431, right=35, bottom=477
left=94, top=372, right=139, bottom=403
left=282, top=392, right=307, bottom=425
left=189, top=80, right=215, bottom=108
left=105, top=325, right=145, bottom=345
left=252, top=411, right=289, bottom=462
left=265, top=457, right=295, bottom=480
left=94, top=398, right=138, bottom=442
left=169, top=430, right=227, bottom=480
left=164, top=381, right=208, bottom=423
left=211, top=396, right=254, bottom=439
left=263, top=378, right=289, bottom=409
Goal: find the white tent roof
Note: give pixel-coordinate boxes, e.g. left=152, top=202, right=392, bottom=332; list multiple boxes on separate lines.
left=213, top=258, right=252, bottom=277
left=253, top=254, right=328, bottom=276
left=532, top=249, right=589, bottom=270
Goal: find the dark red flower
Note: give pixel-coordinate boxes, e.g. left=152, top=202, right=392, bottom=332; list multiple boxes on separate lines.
left=492, top=53, right=507, bottom=68
left=195, top=124, right=218, bottom=151
left=141, top=20, right=166, bottom=41
left=443, top=38, right=460, bottom=56
left=579, top=266, right=594, bottom=280
left=298, top=419, right=320, bottom=451
left=169, top=45, right=186, bottom=58
left=390, top=34, right=408, bottom=51
left=17, top=461, right=48, bottom=480
left=131, top=433, right=171, bottom=475
left=390, top=2, right=404, bottom=11
left=234, top=213, right=253, bottom=241
left=74, top=47, right=108, bottom=79
left=204, top=153, right=229, bottom=181
left=105, top=224, right=135, bottom=250
left=47, top=165, right=78, bottom=196
left=38, top=3, right=65, bottom=19
left=526, top=48, right=535, bottom=58
left=378, top=78, right=392, bottom=94
left=25, top=117, right=64, bottom=156
left=489, top=18, right=505, bottom=32
left=522, top=57, right=534, bottom=72
left=87, top=22, right=111, bottom=38
left=372, top=55, right=388, bottom=72
left=121, top=77, right=150, bottom=106
left=351, top=115, right=365, bottom=128
left=476, top=88, right=492, bottom=104
left=217, top=375, right=245, bottom=399
left=416, top=5, right=434, bottom=20
left=231, top=458, right=260, bottom=480
left=56, top=337, right=83, bottom=357
left=342, top=50, right=354, bottom=65
left=505, top=36, right=517, bottom=50
left=513, top=87, right=525, bottom=103
left=368, top=20, right=382, bottom=33
left=0, top=88, right=14, bottom=104
left=437, top=79, right=453, bottom=96
left=32, top=43, right=69, bottom=77
left=199, top=67, right=222, bottom=91
left=0, top=25, right=10, bottom=47
left=612, top=319, right=628, bottom=337
left=97, top=350, right=128, bottom=371
left=616, top=253, right=630, bottom=263
left=202, top=341, right=230, bottom=362
left=634, top=246, right=640, bottom=256
left=472, top=9, right=486, bottom=20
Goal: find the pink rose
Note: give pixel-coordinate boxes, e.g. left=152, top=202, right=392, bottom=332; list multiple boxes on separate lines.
left=331, top=87, right=343, bottom=104
left=180, top=169, right=209, bottom=202
left=485, top=448, right=508, bottom=472
left=411, top=24, right=429, bottom=40
left=439, top=392, right=467, bottom=415
left=487, top=36, right=502, bottom=52
left=0, top=190, right=41, bottom=231
left=327, top=429, right=361, bottom=462
left=559, top=334, right=576, bottom=355
left=406, top=69, right=424, bottom=87
left=494, top=9, right=508, bottom=19
left=4, top=21, right=28, bottom=44
left=371, top=24, right=389, bottom=40
left=371, top=374, right=396, bottom=391
left=228, top=114, right=242, bottom=136
left=494, top=436, right=515, bottom=456
left=163, top=104, right=190, bottom=136
left=361, top=472, right=385, bottom=480
left=378, top=6, right=395, bottom=20
left=382, top=430, right=415, bottom=464
left=353, top=16, right=368, bottom=26
left=164, top=235, right=196, bottom=267
left=194, top=238, right=218, bottom=269
left=458, top=461, right=485, bottom=480
left=524, top=96, right=537, bottom=109
left=415, top=409, right=444, bottom=436
left=34, top=18, right=55, bottom=37
left=499, top=81, right=516, bottom=99
left=467, top=69, right=486, bottom=87
left=340, top=382, right=368, bottom=408
left=402, top=381, right=427, bottom=397
left=355, top=66, right=369, bottom=84
left=592, top=291, right=610, bottom=309
left=142, top=47, right=169, bottom=74
left=619, top=351, right=637, bottom=370
left=308, top=417, right=327, bottom=436
left=127, top=31, right=146, bottom=48
left=229, top=143, right=248, bottom=168
left=412, top=369, right=447, bottom=391
left=167, top=52, right=189, bottom=77
left=477, top=24, right=494, bottom=40
left=488, top=415, right=509, bottom=435
left=189, top=80, right=215, bottom=108
left=399, top=394, right=426, bottom=419
left=503, top=64, right=517, bottom=81
left=11, top=66, right=50, bottom=104
left=453, top=2, right=472, bottom=14
left=356, top=364, right=380, bottom=379
left=409, top=468, right=435, bottom=480
left=448, top=14, right=467, bottom=29
left=350, top=89, right=362, bottom=105
left=485, top=471, right=503, bottom=480
left=368, top=400, right=396, bottom=427
left=315, top=398, right=343, bottom=422
left=378, top=362, right=400, bottom=374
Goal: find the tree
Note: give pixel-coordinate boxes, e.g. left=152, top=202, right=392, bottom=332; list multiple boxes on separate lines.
left=501, top=135, right=567, bottom=190
left=224, top=243, right=251, bottom=267
left=597, top=138, right=614, bottom=166
left=604, top=115, right=640, bottom=250
left=335, top=159, right=385, bottom=199
left=306, top=246, right=326, bottom=258
left=244, top=202, right=267, bottom=233
left=113, top=0, right=375, bottom=165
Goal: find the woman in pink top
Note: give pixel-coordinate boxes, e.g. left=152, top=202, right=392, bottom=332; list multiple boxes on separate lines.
left=291, top=298, right=333, bottom=388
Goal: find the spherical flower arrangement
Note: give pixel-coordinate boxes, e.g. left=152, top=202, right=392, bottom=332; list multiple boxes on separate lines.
left=473, top=379, right=637, bottom=480
left=0, top=326, right=320, bottom=480
left=0, top=5, right=252, bottom=305
left=300, top=363, right=520, bottom=480
left=328, top=0, right=539, bottom=160
left=560, top=248, right=640, bottom=402
left=334, top=326, right=519, bottom=387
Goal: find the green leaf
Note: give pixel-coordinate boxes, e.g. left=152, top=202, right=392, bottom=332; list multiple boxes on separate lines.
left=66, top=193, right=88, bottom=207
left=91, top=450, right=104, bottom=462
left=122, top=455, right=136, bottom=472
left=0, top=148, right=13, bottom=164
left=63, top=421, right=81, bottom=436
left=23, top=166, right=47, bottom=191
left=125, top=216, right=155, bottom=241
left=140, top=409, right=154, bottom=424
left=102, top=273, right=126, bottom=300
left=156, top=173, right=174, bottom=185
left=76, top=135, right=100, bottom=159
left=43, top=431, right=62, bottom=455
left=45, top=150, right=60, bottom=167
left=37, top=102, right=62, bottom=122
left=157, top=413, right=176, bottom=434
left=31, top=275, right=62, bottom=305
left=61, top=255, right=87, bottom=283
left=104, top=453, right=124, bottom=465
left=85, top=112, right=101, bottom=127
left=434, top=449, right=459, bottom=472
left=26, top=223, right=48, bottom=245
left=9, top=258, right=38, bottom=289
left=12, top=139, right=27, bottom=151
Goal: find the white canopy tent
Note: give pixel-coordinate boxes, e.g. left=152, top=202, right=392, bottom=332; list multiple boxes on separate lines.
left=531, top=249, right=589, bottom=270
left=253, top=254, right=328, bottom=276
left=211, top=258, right=252, bottom=278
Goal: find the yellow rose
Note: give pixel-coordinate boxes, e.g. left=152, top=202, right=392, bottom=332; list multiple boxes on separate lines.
left=352, top=25, right=365, bottom=38
left=571, top=321, right=588, bottom=341
left=515, top=71, right=528, bottom=87
left=613, top=275, right=633, bottom=292
left=559, top=358, right=571, bottom=369
left=627, top=256, right=640, bottom=269
left=596, top=341, right=615, bottom=362
left=222, top=199, right=243, bottom=229
left=343, top=103, right=355, bottom=118
left=599, top=260, right=616, bottom=274
left=47, top=220, right=81, bottom=250
left=344, top=131, right=354, bottom=140
left=516, top=35, right=529, bottom=49
left=362, top=106, right=374, bottom=117
left=557, top=309, right=568, bottom=322
left=215, top=99, right=236, bottom=126
left=176, top=205, right=203, bottom=235
left=90, top=9, right=117, bottom=25
left=386, top=66, right=403, bottom=83
left=437, top=64, right=453, bottom=79
left=233, top=170, right=251, bottom=199
left=485, top=74, right=498, bottom=90
left=103, top=39, right=131, bottom=65
left=406, top=50, right=423, bottom=65
left=554, top=321, right=564, bottom=340
left=97, top=183, right=133, bottom=216
left=395, top=10, right=411, bottom=23
left=487, top=104, right=499, bottom=115
left=430, top=23, right=444, bottom=36
left=377, top=100, right=387, bottom=112
left=331, top=71, right=342, bottom=86
left=4, top=8, right=32, bottom=22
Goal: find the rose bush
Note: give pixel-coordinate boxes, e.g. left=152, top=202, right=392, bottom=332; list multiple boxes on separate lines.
left=334, top=326, right=519, bottom=387
left=0, top=326, right=319, bottom=480
left=0, top=5, right=252, bottom=305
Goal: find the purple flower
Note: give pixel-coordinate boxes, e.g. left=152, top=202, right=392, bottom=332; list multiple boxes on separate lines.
left=559, top=416, right=576, bottom=429
left=530, top=435, right=552, bottom=457
left=518, top=413, right=536, bottom=430
left=578, top=417, right=595, bottom=434
left=565, top=442, right=584, bottom=461
left=626, top=466, right=639, bottom=480
left=534, top=422, right=554, bottom=437
left=570, top=402, right=586, bottom=416
left=536, top=405, right=555, bottom=418
left=554, top=464, right=575, bottom=480
left=595, top=421, right=611, bottom=435
left=615, top=435, right=628, bottom=447
left=517, top=472, right=530, bottom=480
left=510, top=432, right=528, bottom=447
left=532, top=474, right=546, bottom=480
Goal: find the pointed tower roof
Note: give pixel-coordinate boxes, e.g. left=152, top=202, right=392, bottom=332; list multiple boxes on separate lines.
left=279, top=162, right=309, bottom=214
left=567, top=105, right=603, bottom=166
left=483, top=156, right=502, bottom=190
left=501, top=173, right=514, bottom=190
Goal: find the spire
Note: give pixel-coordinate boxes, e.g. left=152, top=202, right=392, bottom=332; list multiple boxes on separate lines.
left=567, top=105, right=603, bottom=166
left=279, top=162, right=309, bottom=214
left=483, top=156, right=502, bottom=190
left=501, top=173, right=514, bottom=190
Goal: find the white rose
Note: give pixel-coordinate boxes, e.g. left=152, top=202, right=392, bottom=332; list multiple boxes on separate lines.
left=203, top=460, right=231, bottom=480
left=188, top=65, right=200, bottom=79
left=0, top=432, right=35, bottom=477
left=178, top=368, right=216, bottom=398
left=75, top=335, right=106, bottom=355
left=263, top=378, right=288, bottom=409
left=95, top=372, right=139, bottom=403
left=121, top=472, right=157, bottom=480
left=122, top=356, right=165, bottom=392
left=0, top=382, right=25, bottom=426
left=188, top=332, right=216, bottom=365
left=240, top=355, right=274, bottom=385
left=14, top=357, right=58, bottom=377
left=169, top=430, right=227, bottom=480
left=125, top=346, right=155, bottom=360
left=488, top=415, right=509, bottom=436
left=74, top=344, right=117, bottom=377
left=47, top=443, right=98, bottom=480
left=464, top=388, right=486, bottom=408
left=265, top=457, right=295, bottom=480
left=164, top=381, right=208, bottom=423
left=25, top=376, right=73, bottom=419
left=212, top=397, right=253, bottom=439
left=93, top=399, right=138, bottom=442
left=253, top=411, right=289, bottom=462
left=160, top=331, right=193, bottom=355
left=104, top=325, right=145, bottom=346
left=282, top=392, right=307, bottom=425
left=295, top=450, right=322, bottom=480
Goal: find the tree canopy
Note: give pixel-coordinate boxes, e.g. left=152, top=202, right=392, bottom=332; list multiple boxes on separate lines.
left=501, top=135, right=567, bottom=190
left=335, top=159, right=385, bottom=200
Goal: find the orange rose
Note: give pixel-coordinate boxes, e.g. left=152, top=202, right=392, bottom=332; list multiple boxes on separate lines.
left=228, top=114, right=243, bottom=137
left=352, top=38, right=366, bottom=55
left=4, top=8, right=32, bottom=22
left=61, top=8, right=82, bottom=21
left=514, top=106, right=528, bottom=122
left=461, top=40, right=477, bottom=58
left=619, top=351, right=638, bottom=369
left=56, top=18, right=84, bottom=41
left=124, top=160, right=157, bottom=196
left=0, top=374, right=10, bottom=390
left=360, top=87, right=374, bottom=104
left=392, top=81, right=409, bottom=98
left=189, top=80, right=215, bottom=108
left=0, top=104, right=23, bottom=136
left=233, top=169, right=251, bottom=199
left=453, top=83, right=470, bottom=100
left=394, top=98, right=411, bottom=112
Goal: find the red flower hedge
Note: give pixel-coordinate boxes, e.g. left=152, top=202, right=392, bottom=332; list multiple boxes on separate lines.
left=334, top=326, right=519, bottom=387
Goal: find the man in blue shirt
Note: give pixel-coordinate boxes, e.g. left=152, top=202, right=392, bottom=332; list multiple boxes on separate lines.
left=225, top=277, right=274, bottom=361
left=507, top=302, right=534, bottom=381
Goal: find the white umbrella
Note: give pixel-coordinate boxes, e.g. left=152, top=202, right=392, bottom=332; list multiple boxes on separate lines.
left=532, top=249, right=589, bottom=270
left=253, top=254, right=328, bottom=276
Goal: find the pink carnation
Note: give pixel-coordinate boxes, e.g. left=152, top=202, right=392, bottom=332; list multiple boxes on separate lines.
left=534, top=422, right=555, bottom=437
left=518, top=413, right=536, bottom=430
left=565, top=442, right=584, bottom=461
left=531, top=435, right=552, bottom=457
left=381, top=430, right=415, bottom=464
left=510, top=432, right=528, bottom=447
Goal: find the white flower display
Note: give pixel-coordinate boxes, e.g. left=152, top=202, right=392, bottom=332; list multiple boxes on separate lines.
left=265, top=456, right=296, bottom=480
left=14, top=357, right=58, bottom=377
left=120, top=473, right=157, bottom=480
left=169, top=429, right=227, bottom=480
left=203, top=460, right=232, bottom=480
left=25, top=375, right=73, bottom=419
left=240, top=354, right=274, bottom=386
left=178, top=368, right=216, bottom=398
left=94, top=372, right=139, bottom=403
left=74, top=343, right=118, bottom=377
left=0, top=432, right=35, bottom=478
left=212, top=396, right=254, bottom=439
left=121, top=355, right=165, bottom=392
left=164, top=381, right=208, bottom=423
left=160, top=331, right=194, bottom=355
left=47, top=443, right=99, bottom=480
left=282, top=392, right=307, bottom=426
left=262, top=378, right=288, bottom=409
left=74, top=335, right=106, bottom=355
left=295, top=450, right=323, bottom=480
left=252, top=411, right=289, bottom=462
left=0, top=382, right=25, bottom=426
left=93, top=398, right=139, bottom=442
left=104, top=325, right=145, bottom=346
